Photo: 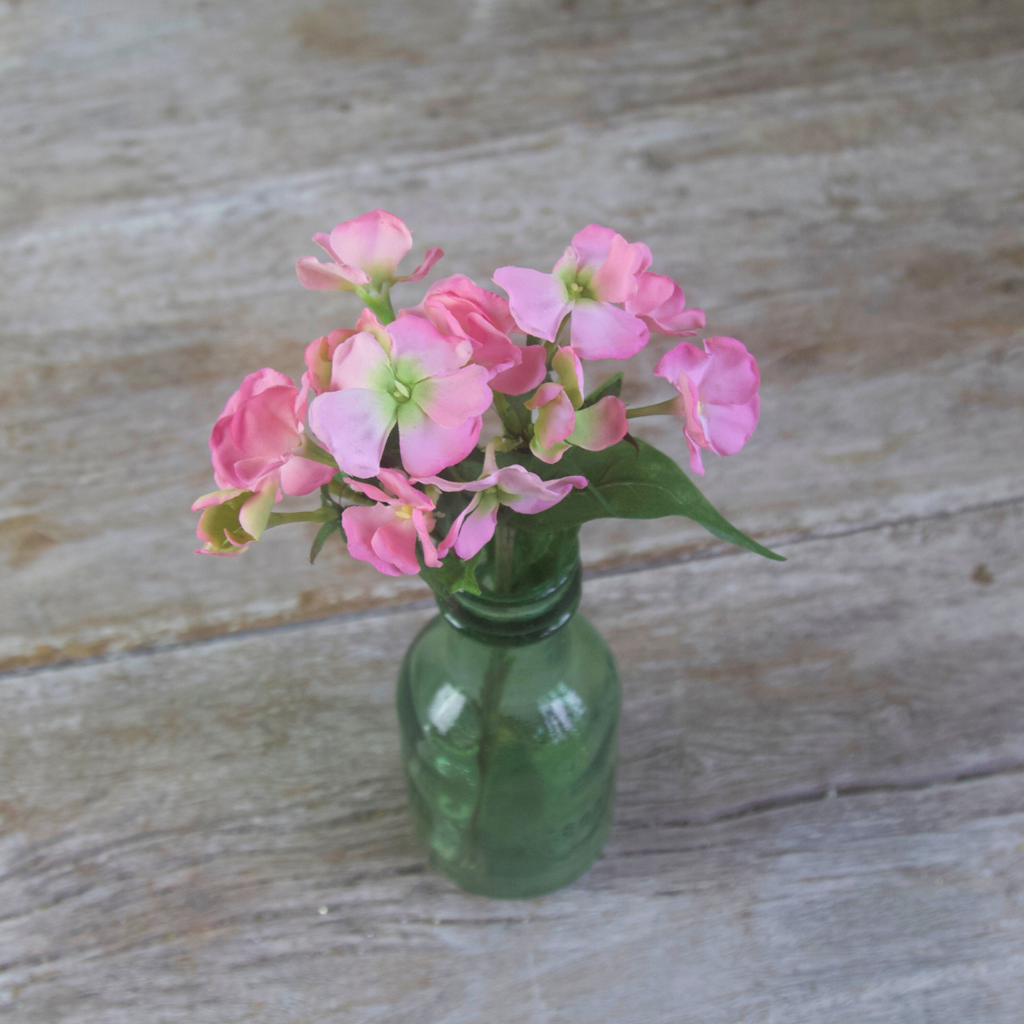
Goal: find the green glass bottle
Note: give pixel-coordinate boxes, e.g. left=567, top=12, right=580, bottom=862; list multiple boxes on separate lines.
left=396, top=528, right=620, bottom=898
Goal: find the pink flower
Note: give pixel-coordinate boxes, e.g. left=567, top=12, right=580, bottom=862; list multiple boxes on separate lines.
left=523, top=346, right=629, bottom=464
left=493, top=224, right=652, bottom=360
left=625, top=272, right=705, bottom=337
left=404, top=274, right=547, bottom=396
left=340, top=469, right=441, bottom=576
left=307, top=315, right=493, bottom=479
left=302, top=309, right=385, bottom=395
left=296, top=210, right=443, bottom=292
left=303, top=328, right=356, bottom=395
left=209, top=369, right=337, bottom=510
left=191, top=488, right=270, bottom=557
left=419, top=444, right=587, bottom=560
left=654, top=336, right=761, bottom=476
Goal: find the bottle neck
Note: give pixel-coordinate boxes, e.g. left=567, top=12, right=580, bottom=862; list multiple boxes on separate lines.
left=436, top=557, right=582, bottom=646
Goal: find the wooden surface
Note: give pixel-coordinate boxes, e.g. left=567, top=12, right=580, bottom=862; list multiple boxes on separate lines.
left=1, top=0, right=1023, bottom=1020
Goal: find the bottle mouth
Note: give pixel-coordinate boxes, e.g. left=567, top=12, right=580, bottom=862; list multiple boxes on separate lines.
left=438, top=559, right=582, bottom=646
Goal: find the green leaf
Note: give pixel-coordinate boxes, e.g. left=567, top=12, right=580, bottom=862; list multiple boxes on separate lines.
left=507, top=438, right=785, bottom=561
left=309, top=519, right=341, bottom=564
left=581, top=372, right=623, bottom=408
left=419, top=550, right=483, bottom=597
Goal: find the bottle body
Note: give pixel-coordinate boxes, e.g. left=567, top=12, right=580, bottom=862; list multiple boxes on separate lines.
left=396, top=551, right=620, bottom=898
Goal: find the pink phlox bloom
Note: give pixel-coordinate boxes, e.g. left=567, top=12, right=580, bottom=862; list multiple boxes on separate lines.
left=209, top=369, right=336, bottom=513
left=625, top=271, right=706, bottom=337
left=191, top=487, right=273, bottom=557
left=653, top=336, right=761, bottom=476
left=522, top=346, right=629, bottom=464
left=418, top=444, right=587, bottom=560
left=307, top=315, right=493, bottom=479
left=493, top=224, right=651, bottom=361
left=296, top=209, right=443, bottom=292
left=403, top=274, right=546, bottom=396
left=302, top=309, right=384, bottom=395
left=340, top=468, right=441, bottom=576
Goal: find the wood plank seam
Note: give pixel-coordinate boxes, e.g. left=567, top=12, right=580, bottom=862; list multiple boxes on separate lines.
left=619, top=761, right=1024, bottom=837
left=2, top=489, right=1021, bottom=683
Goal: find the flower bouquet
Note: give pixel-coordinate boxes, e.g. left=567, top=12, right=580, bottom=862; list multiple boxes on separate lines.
left=193, top=210, right=782, bottom=897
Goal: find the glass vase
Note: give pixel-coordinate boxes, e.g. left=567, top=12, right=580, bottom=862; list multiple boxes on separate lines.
left=396, top=529, right=621, bottom=898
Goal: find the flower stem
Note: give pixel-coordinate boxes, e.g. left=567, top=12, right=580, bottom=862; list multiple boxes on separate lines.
left=494, top=518, right=514, bottom=596
left=355, top=284, right=396, bottom=324
left=626, top=397, right=679, bottom=419
left=464, top=644, right=513, bottom=873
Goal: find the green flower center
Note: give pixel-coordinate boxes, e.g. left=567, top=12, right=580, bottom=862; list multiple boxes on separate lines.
left=390, top=380, right=412, bottom=403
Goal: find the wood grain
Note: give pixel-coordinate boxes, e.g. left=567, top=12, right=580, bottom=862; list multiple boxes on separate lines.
left=1, top=0, right=1023, bottom=668
left=1, top=501, right=1022, bottom=1021
left=1, top=1, right=1022, bottom=1018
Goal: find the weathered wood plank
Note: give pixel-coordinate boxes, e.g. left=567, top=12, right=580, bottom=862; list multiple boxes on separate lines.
left=3, top=0, right=1023, bottom=219
left=1, top=501, right=1021, bottom=1020
left=1, top=40, right=1022, bottom=667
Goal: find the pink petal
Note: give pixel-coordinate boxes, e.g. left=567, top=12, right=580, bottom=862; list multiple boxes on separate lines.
left=371, top=517, right=422, bottom=575
left=329, top=210, right=412, bottom=280
left=524, top=381, right=565, bottom=411
left=388, top=315, right=472, bottom=383
left=568, top=396, right=628, bottom=452
left=342, top=504, right=403, bottom=576
left=569, top=301, right=649, bottom=360
left=530, top=386, right=576, bottom=450
left=308, top=388, right=397, bottom=478
left=238, top=479, right=278, bottom=539
left=460, top=313, right=519, bottom=373
left=344, top=477, right=394, bottom=504
left=625, top=271, right=675, bottom=316
left=588, top=232, right=644, bottom=304
left=304, top=328, right=356, bottom=395
left=627, top=272, right=705, bottom=336
left=436, top=492, right=477, bottom=558
left=412, top=507, right=442, bottom=567
left=489, top=344, right=547, bottom=395
left=312, top=231, right=341, bottom=262
left=703, top=392, right=761, bottom=457
left=411, top=364, right=493, bottom=430
left=492, top=466, right=587, bottom=514
left=569, top=224, right=618, bottom=268
left=230, top=385, right=300, bottom=458
left=685, top=434, right=706, bottom=476
left=295, top=256, right=368, bottom=291
left=552, top=346, right=584, bottom=408
left=529, top=438, right=570, bottom=465
left=553, top=245, right=580, bottom=282
left=278, top=455, right=336, bottom=496
left=377, top=468, right=436, bottom=510
left=653, top=339, right=711, bottom=392
left=210, top=369, right=302, bottom=491
left=397, top=403, right=482, bottom=477
left=408, top=274, right=516, bottom=339
left=398, top=246, right=444, bottom=282
left=445, top=275, right=517, bottom=334
left=698, top=336, right=761, bottom=405
left=330, top=331, right=394, bottom=392
left=191, top=488, right=247, bottom=512
left=413, top=474, right=477, bottom=494
left=493, top=267, right=570, bottom=342
left=453, top=491, right=501, bottom=559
